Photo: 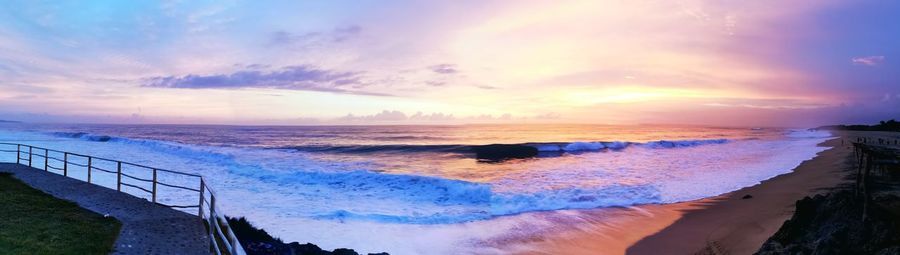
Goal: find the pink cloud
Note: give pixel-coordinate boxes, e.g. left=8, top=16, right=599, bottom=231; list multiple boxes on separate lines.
left=851, top=55, right=885, bottom=66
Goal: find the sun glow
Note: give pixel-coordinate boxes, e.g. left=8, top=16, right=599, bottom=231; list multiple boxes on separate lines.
left=559, top=87, right=727, bottom=106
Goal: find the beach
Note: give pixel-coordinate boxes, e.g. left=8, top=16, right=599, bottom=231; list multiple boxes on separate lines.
left=504, top=135, right=852, bottom=254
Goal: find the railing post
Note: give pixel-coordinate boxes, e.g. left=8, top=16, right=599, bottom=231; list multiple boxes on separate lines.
left=209, top=195, right=216, bottom=228
left=231, top=231, right=238, bottom=255
left=44, top=149, right=49, bottom=171
left=28, top=146, right=32, bottom=167
left=152, top=169, right=158, bottom=203
left=87, top=157, right=92, bottom=183
left=63, top=152, right=68, bottom=176
left=116, top=162, right=122, bottom=191
left=16, top=144, right=20, bottom=164
left=198, top=179, right=206, bottom=217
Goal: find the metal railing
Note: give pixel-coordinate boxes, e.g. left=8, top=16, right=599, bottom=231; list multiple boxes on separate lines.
left=0, top=142, right=246, bottom=255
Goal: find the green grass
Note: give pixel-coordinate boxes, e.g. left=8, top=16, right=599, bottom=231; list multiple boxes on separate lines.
left=0, top=173, right=121, bottom=255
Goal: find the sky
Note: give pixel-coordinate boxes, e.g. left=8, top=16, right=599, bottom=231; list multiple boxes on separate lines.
left=0, top=0, right=898, bottom=127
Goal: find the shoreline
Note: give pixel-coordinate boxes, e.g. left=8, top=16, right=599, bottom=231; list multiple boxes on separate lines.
left=501, top=136, right=851, bottom=254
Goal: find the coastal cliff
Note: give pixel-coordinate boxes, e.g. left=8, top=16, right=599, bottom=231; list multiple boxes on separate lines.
left=755, top=191, right=900, bottom=254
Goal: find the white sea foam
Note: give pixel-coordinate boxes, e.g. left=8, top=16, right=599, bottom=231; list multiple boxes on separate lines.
left=534, top=139, right=726, bottom=153
left=785, top=129, right=834, bottom=138
left=563, top=142, right=606, bottom=151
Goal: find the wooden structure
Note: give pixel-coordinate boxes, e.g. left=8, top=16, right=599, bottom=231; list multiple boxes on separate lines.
left=851, top=141, right=900, bottom=220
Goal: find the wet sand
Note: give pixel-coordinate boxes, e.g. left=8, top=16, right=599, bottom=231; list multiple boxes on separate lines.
left=506, top=136, right=851, bottom=255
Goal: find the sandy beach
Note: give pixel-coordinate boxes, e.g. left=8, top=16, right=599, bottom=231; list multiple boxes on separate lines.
left=506, top=136, right=853, bottom=255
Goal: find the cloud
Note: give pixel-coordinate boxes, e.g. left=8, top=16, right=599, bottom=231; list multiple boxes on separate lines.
left=337, top=110, right=457, bottom=122
left=468, top=113, right=514, bottom=121
left=143, top=65, right=389, bottom=96
left=336, top=110, right=571, bottom=124
left=338, top=110, right=408, bottom=122
left=270, top=25, right=362, bottom=46
left=534, top=112, right=562, bottom=119
left=409, top=112, right=455, bottom=121
left=701, top=98, right=829, bottom=110
left=425, top=80, right=446, bottom=86
left=851, top=55, right=885, bottom=66
left=428, top=64, right=458, bottom=74
left=336, top=110, right=540, bottom=123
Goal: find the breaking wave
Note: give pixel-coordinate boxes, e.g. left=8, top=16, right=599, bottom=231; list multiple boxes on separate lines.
left=29, top=128, right=829, bottom=227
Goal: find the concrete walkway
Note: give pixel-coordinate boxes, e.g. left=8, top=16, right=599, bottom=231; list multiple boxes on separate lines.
left=0, top=163, right=209, bottom=255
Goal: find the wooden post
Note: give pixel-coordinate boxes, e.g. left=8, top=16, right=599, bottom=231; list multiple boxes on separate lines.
left=117, top=162, right=122, bottom=191
left=44, top=149, right=48, bottom=171
left=87, top=157, right=92, bottom=183
left=855, top=149, right=864, bottom=197
left=209, top=195, right=216, bottom=228
left=862, top=153, right=875, bottom=222
left=16, top=144, right=20, bottom=164
left=198, top=179, right=206, bottom=217
left=152, top=169, right=158, bottom=203
left=28, top=146, right=32, bottom=167
left=63, top=152, right=68, bottom=176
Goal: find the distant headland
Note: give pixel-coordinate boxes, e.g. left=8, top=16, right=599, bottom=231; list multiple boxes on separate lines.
left=818, top=119, right=900, bottom=132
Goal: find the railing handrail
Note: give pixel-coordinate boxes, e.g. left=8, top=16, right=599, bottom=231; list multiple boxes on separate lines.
left=0, top=142, right=245, bottom=255
left=0, top=142, right=204, bottom=178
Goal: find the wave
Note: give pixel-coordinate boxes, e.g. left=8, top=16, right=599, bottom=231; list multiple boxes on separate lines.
left=49, top=131, right=732, bottom=152
left=276, top=144, right=470, bottom=154
left=26, top=128, right=831, bottom=227
left=311, top=183, right=661, bottom=224
left=48, top=131, right=241, bottom=164
left=48, top=131, right=735, bottom=162
left=278, top=139, right=732, bottom=155
left=785, top=129, right=833, bottom=138
left=51, top=132, right=115, bottom=142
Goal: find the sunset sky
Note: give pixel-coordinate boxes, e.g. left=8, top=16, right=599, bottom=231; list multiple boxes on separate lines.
left=1, top=0, right=898, bottom=126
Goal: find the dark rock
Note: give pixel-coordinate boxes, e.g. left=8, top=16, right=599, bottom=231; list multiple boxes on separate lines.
left=755, top=191, right=900, bottom=255
left=471, top=144, right=538, bottom=161
left=331, top=248, right=359, bottom=255
left=226, top=216, right=389, bottom=255
left=228, top=217, right=283, bottom=244
left=742, top=194, right=753, bottom=199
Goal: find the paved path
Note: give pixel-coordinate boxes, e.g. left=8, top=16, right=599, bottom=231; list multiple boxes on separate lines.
left=0, top=163, right=209, bottom=255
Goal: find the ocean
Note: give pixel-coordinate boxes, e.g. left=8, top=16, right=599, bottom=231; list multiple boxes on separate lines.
left=0, top=123, right=833, bottom=254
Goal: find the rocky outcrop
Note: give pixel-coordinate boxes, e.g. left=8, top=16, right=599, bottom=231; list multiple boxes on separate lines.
left=755, top=191, right=900, bottom=255
left=226, top=217, right=389, bottom=255
left=471, top=144, right=538, bottom=161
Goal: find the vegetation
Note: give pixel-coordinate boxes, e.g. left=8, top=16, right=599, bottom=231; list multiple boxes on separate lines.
left=226, top=216, right=388, bottom=255
left=819, top=119, right=900, bottom=132
left=0, top=173, right=121, bottom=255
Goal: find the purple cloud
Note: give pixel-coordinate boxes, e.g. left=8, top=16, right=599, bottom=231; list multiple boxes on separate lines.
left=425, top=80, right=446, bottom=86
left=338, top=110, right=408, bottom=122
left=851, top=55, right=885, bottom=66
left=270, top=25, right=362, bottom=45
left=143, top=65, right=388, bottom=96
left=429, top=64, right=458, bottom=74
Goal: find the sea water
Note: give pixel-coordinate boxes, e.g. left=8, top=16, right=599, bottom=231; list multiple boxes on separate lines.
left=0, top=123, right=832, bottom=254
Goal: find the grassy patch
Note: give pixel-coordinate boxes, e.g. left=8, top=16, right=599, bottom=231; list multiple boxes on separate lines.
left=0, top=173, right=121, bottom=255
